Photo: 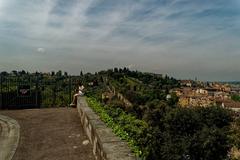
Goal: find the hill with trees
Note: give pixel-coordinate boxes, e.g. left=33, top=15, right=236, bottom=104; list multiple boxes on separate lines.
left=83, top=68, right=239, bottom=160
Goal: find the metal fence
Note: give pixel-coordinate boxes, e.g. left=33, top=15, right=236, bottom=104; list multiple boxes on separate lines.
left=0, top=74, right=80, bottom=109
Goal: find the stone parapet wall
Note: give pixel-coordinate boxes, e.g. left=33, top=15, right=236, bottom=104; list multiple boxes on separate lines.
left=77, top=97, right=136, bottom=160
left=0, top=94, right=2, bottom=109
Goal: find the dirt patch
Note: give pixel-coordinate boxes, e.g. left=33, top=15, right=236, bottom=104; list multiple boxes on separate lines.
left=0, top=108, right=95, bottom=160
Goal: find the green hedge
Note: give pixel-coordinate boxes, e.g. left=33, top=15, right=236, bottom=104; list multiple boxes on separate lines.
left=87, top=97, right=148, bottom=157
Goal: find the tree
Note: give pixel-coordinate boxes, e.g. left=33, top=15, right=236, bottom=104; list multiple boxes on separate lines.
left=161, top=107, right=232, bottom=160
left=64, top=72, right=68, bottom=77
left=56, top=70, right=62, bottom=77
left=19, top=70, right=26, bottom=75
left=140, top=106, right=233, bottom=160
left=189, top=127, right=231, bottom=160
left=12, top=70, right=18, bottom=76
left=231, top=117, right=240, bottom=149
left=232, top=94, right=240, bottom=102
left=0, top=71, right=8, bottom=76
left=197, top=106, right=232, bottom=128
left=167, top=92, right=179, bottom=106
left=80, top=70, right=83, bottom=76
left=114, top=67, right=119, bottom=73
left=51, top=71, right=55, bottom=76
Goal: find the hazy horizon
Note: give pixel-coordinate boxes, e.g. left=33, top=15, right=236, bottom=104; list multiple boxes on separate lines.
left=0, top=0, right=240, bottom=81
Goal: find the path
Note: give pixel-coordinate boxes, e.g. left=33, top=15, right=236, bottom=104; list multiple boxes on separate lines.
left=0, top=108, right=95, bottom=160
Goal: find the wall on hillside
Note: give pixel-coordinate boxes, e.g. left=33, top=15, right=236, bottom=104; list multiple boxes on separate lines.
left=77, top=97, right=136, bottom=160
left=116, top=93, right=133, bottom=108
left=109, top=85, right=133, bottom=108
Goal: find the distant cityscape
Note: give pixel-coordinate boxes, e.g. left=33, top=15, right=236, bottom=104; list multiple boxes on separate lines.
left=170, top=80, right=240, bottom=111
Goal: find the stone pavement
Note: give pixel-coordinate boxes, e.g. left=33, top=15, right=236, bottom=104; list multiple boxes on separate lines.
left=0, top=115, right=20, bottom=160
left=0, top=108, right=95, bottom=160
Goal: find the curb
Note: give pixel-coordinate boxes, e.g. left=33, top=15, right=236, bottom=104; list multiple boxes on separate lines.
left=0, top=115, right=20, bottom=160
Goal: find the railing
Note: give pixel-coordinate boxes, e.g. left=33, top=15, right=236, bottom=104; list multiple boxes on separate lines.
left=0, top=74, right=82, bottom=109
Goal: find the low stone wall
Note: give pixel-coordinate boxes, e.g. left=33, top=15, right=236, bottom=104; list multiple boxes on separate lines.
left=77, top=97, right=136, bottom=160
left=0, top=115, right=20, bottom=160
left=0, top=94, right=2, bottom=109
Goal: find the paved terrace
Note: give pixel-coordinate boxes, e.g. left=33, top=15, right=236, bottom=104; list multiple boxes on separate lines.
left=0, top=108, right=95, bottom=160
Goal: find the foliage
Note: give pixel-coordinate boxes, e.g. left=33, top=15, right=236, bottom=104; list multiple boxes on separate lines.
left=87, top=97, right=148, bottom=157
left=0, top=71, right=75, bottom=107
left=231, top=117, right=240, bottom=149
left=160, top=107, right=232, bottom=160
left=167, top=92, right=179, bottom=106
left=231, top=94, right=240, bottom=102
left=87, top=95, right=233, bottom=160
left=83, top=68, right=235, bottom=160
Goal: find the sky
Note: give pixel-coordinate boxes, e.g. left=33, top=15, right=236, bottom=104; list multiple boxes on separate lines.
left=0, top=0, right=240, bottom=81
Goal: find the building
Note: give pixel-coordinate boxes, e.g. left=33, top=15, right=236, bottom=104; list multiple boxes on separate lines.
left=217, top=100, right=240, bottom=112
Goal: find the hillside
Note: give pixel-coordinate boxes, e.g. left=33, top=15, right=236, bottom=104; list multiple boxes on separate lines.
left=83, top=68, right=239, bottom=160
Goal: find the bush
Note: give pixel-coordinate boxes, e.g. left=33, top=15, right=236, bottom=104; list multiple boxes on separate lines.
left=87, top=97, right=148, bottom=157
left=87, top=97, right=233, bottom=160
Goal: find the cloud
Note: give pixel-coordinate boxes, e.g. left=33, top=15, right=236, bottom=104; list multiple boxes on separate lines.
left=127, top=64, right=136, bottom=70
left=0, top=0, right=240, bottom=81
left=37, top=48, right=46, bottom=53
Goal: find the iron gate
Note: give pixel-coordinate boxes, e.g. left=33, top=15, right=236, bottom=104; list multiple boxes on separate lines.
left=0, top=74, right=80, bottom=109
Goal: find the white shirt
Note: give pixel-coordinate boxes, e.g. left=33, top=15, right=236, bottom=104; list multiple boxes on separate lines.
left=79, top=85, right=84, bottom=92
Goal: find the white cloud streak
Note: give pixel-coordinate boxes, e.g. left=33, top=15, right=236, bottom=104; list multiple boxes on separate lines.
left=37, top=48, right=46, bottom=53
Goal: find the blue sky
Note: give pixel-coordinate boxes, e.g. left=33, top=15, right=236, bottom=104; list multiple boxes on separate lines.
left=0, top=0, right=240, bottom=81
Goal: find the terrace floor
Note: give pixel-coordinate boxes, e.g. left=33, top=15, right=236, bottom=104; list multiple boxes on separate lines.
left=0, top=108, right=95, bottom=160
